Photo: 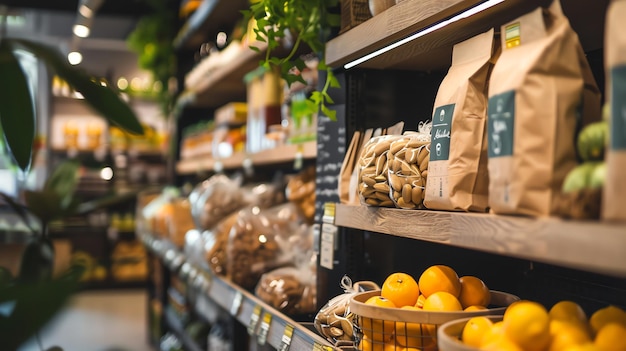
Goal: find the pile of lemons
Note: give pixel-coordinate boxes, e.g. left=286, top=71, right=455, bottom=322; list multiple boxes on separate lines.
left=358, top=265, right=492, bottom=351
left=461, top=300, right=626, bottom=351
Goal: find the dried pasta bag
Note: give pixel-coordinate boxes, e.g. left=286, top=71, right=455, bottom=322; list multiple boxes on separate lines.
left=487, top=0, right=601, bottom=216
left=603, top=0, right=626, bottom=221
left=226, top=202, right=302, bottom=290
left=424, top=29, right=497, bottom=212
left=358, top=134, right=402, bottom=207
left=387, top=127, right=431, bottom=209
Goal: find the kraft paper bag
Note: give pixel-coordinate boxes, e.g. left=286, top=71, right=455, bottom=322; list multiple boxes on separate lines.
left=603, top=0, right=626, bottom=221
left=424, top=28, right=498, bottom=212
left=487, top=0, right=601, bottom=217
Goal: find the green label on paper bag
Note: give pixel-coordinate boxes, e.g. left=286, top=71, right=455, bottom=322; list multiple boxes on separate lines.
left=488, top=90, right=516, bottom=158
left=611, top=65, right=626, bottom=150
left=430, top=104, right=454, bottom=161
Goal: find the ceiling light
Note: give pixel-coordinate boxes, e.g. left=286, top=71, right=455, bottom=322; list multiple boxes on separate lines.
left=79, top=4, right=93, bottom=18
left=344, top=0, right=506, bottom=69
left=73, top=24, right=90, bottom=38
left=117, top=77, right=129, bottom=90
left=67, top=51, right=83, bottom=65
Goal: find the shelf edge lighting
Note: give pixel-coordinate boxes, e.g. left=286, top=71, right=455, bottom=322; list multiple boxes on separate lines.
left=343, top=0, right=506, bottom=70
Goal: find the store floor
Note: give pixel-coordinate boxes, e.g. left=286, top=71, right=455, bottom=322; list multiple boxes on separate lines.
left=18, top=289, right=154, bottom=351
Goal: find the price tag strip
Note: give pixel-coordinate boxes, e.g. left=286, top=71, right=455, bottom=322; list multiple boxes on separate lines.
left=312, top=342, right=334, bottom=351
left=278, top=324, right=294, bottom=351
left=257, top=312, right=272, bottom=345
left=247, top=305, right=262, bottom=336
left=230, top=291, right=243, bottom=316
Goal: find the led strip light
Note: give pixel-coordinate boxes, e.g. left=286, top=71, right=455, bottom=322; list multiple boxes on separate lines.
left=344, top=0, right=507, bottom=69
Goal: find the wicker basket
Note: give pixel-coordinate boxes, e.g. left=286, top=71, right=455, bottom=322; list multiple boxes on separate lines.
left=340, top=0, right=372, bottom=33
left=437, top=315, right=504, bottom=351
left=350, top=290, right=518, bottom=351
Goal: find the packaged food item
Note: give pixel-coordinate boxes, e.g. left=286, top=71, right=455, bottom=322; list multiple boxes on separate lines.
left=203, top=211, right=239, bottom=276
left=603, top=0, right=626, bottom=221
left=226, top=203, right=303, bottom=290
left=168, top=197, right=195, bottom=248
left=358, top=134, right=402, bottom=207
left=286, top=166, right=316, bottom=223
left=254, top=255, right=317, bottom=316
left=189, top=175, right=247, bottom=231
left=387, top=126, right=431, bottom=209
left=487, top=0, right=601, bottom=216
left=314, top=276, right=379, bottom=347
left=424, top=29, right=497, bottom=212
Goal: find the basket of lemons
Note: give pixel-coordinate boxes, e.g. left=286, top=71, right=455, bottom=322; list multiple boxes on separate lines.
left=437, top=300, right=626, bottom=351
left=349, top=265, right=519, bottom=350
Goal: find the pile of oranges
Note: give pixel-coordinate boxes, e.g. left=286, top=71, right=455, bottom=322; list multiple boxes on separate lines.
left=358, top=265, right=492, bottom=351
left=459, top=300, right=626, bottom=351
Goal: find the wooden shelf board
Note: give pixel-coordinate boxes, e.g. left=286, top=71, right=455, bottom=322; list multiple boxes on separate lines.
left=334, top=204, right=626, bottom=278
left=174, top=0, right=249, bottom=50
left=326, top=0, right=606, bottom=71
left=176, top=141, right=317, bottom=175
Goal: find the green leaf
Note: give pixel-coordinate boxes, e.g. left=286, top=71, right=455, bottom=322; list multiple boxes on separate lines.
left=43, top=160, right=80, bottom=209
left=0, top=265, right=84, bottom=350
left=23, top=190, right=66, bottom=225
left=322, top=104, right=337, bottom=120
left=0, top=41, right=35, bottom=171
left=18, top=237, right=54, bottom=284
left=0, top=192, right=36, bottom=233
left=7, top=39, right=144, bottom=136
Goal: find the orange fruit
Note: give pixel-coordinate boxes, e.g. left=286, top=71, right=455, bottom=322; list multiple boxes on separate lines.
left=415, top=295, right=426, bottom=309
left=594, top=323, right=626, bottom=351
left=503, top=300, right=551, bottom=351
left=464, top=305, right=488, bottom=312
left=418, top=265, right=461, bottom=298
left=549, top=319, right=592, bottom=351
left=458, top=276, right=491, bottom=308
left=395, top=306, right=427, bottom=348
left=362, top=296, right=396, bottom=342
left=422, top=291, right=462, bottom=311
left=381, top=272, right=420, bottom=307
left=481, top=335, right=524, bottom=351
left=462, top=316, right=494, bottom=347
left=480, top=320, right=506, bottom=347
left=359, top=334, right=385, bottom=351
left=590, top=305, right=626, bottom=335
left=550, top=301, right=588, bottom=325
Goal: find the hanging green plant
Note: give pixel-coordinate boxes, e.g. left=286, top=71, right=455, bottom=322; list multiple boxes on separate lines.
left=242, top=0, right=341, bottom=120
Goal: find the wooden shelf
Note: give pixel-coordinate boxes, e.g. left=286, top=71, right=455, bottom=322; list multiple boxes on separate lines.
left=141, top=234, right=335, bottom=351
left=183, top=42, right=266, bottom=108
left=326, top=0, right=608, bottom=71
left=333, top=204, right=626, bottom=278
left=176, top=141, right=317, bottom=175
left=174, top=0, right=249, bottom=50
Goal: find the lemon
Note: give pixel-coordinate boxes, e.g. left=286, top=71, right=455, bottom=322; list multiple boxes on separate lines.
left=480, top=321, right=505, bottom=347
left=462, top=316, right=494, bottom=347
left=481, top=335, right=524, bottom=351
left=590, top=305, right=626, bottom=335
left=594, top=323, right=626, bottom=351
left=549, top=320, right=592, bottom=351
left=503, top=300, right=551, bottom=351
left=464, top=305, right=488, bottom=312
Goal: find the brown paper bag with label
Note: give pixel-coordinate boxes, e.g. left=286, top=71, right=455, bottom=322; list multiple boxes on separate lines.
left=424, top=28, right=498, bottom=212
left=603, top=0, right=626, bottom=221
left=487, top=0, right=601, bottom=217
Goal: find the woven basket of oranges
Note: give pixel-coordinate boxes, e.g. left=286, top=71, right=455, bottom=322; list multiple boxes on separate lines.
left=349, top=267, right=519, bottom=351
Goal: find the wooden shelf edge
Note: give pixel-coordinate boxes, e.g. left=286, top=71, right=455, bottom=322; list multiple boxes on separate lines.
left=176, top=141, right=317, bottom=175
left=334, top=204, right=626, bottom=278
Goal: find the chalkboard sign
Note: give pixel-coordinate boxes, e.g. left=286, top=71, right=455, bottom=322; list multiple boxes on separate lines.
left=314, top=104, right=346, bottom=224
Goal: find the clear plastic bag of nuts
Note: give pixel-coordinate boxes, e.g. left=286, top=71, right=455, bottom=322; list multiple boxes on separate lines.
left=387, top=124, right=432, bottom=209
left=358, top=134, right=403, bottom=207
left=189, top=174, right=247, bottom=231
left=226, top=202, right=303, bottom=290
left=314, top=276, right=379, bottom=348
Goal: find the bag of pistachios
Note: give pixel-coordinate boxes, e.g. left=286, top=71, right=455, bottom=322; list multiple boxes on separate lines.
left=603, top=0, right=626, bottom=221
left=424, top=28, right=498, bottom=212
left=487, top=0, right=601, bottom=216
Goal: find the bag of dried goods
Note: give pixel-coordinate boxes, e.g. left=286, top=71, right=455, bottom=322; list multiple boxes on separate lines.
left=358, top=134, right=402, bottom=207
left=226, top=202, right=303, bottom=290
left=189, top=174, right=247, bottom=230
left=424, top=29, right=498, bottom=212
left=487, top=0, right=601, bottom=216
left=286, top=166, right=316, bottom=223
left=387, top=124, right=431, bottom=209
left=603, top=0, right=626, bottom=221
